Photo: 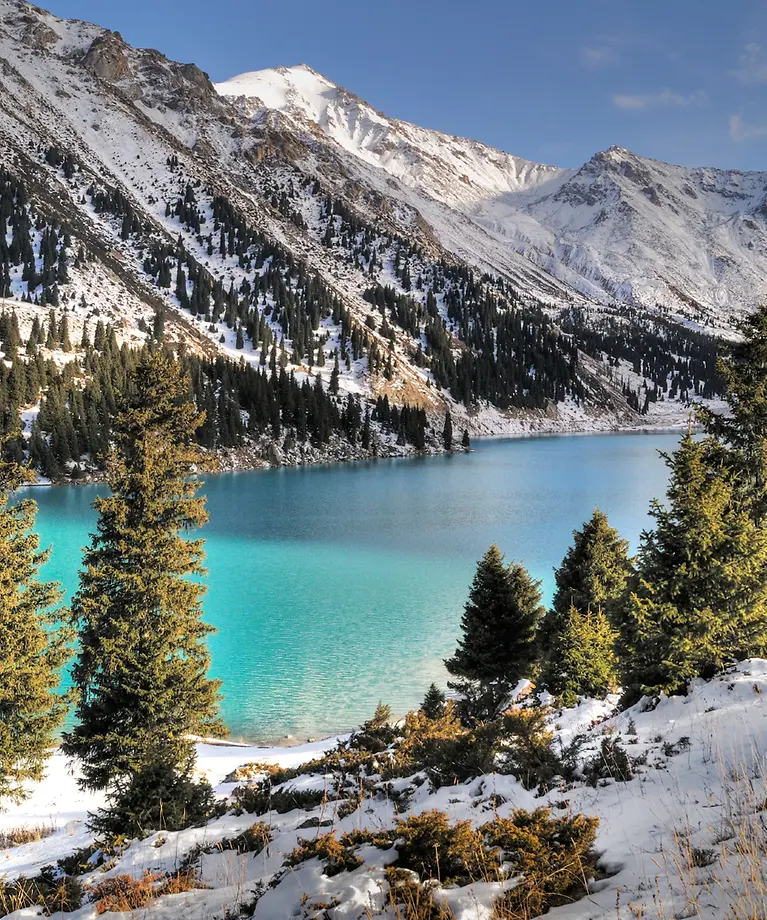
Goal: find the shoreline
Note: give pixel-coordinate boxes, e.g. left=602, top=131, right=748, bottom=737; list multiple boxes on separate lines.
left=31, top=416, right=689, bottom=487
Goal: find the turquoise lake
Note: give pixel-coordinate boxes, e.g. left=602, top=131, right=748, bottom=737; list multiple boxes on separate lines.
left=29, top=432, right=680, bottom=743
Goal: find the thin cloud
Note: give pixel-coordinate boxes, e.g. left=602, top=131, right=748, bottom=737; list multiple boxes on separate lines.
left=581, top=46, right=617, bottom=68
left=612, top=89, right=708, bottom=110
left=729, top=113, right=767, bottom=142
left=731, top=43, right=767, bottom=85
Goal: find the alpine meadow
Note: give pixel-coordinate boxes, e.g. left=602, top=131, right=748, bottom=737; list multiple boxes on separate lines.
left=3, top=1, right=767, bottom=919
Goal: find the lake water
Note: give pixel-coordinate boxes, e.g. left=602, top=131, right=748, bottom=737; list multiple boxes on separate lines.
left=30, top=432, right=680, bottom=743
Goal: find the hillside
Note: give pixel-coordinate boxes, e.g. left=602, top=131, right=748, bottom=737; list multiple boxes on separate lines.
left=217, top=64, right=767, bottom=327
left=0, top=0, right=748, bottom=475
left=2, top=662, right=767, bottom=919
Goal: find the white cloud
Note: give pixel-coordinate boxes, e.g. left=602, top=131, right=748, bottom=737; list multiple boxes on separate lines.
left=729, top=113, right=767, bottom=142
left=612, top=89, right=708, bottom=110
left=731, top=43, right=767, bottom=85
left=581, top=46, right=617, bottom=68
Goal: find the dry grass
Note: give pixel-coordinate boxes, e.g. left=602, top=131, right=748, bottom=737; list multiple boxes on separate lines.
left=88, top=868, right=206, bottom=914
left=647, top=748, right=767, bottom=920
left=0, top=822, right=57, bottom=849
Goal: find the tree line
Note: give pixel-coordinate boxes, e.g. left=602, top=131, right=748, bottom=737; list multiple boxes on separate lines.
left=0, top=308, right=432, bottom=479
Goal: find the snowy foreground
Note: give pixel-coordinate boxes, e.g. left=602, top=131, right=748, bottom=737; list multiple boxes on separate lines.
left=5, top=662, right=767, bottom=919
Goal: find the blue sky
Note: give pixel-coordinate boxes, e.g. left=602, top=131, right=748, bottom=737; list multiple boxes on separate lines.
left=44, top=0, right=767, bottom=170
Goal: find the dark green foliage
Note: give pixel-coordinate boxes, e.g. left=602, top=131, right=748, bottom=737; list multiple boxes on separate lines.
left=232, top=782, right=326, bottom=816
left=420, top=684, right=446, bottom=720
left=446, top=546, right=544, bottom=721
left=0, top=430, right=70, bottom=806
left=698, top=305, right=767, bottom=523
left=620, top=434, right=767, bottom=701
left=584, top=737, right=633, bottom=785
left=63, top=351, right=225, bottom=836
left=549, top=510, right=633, bottom=625
left=348, top=702, right=397, bottom=753
left=540, top=509, right=631, bottom=703
left=484, top=808, right=599, bottom=919
left=88, top=758, right=218, bottom=839
left=442, top=412, right=452, bottom=451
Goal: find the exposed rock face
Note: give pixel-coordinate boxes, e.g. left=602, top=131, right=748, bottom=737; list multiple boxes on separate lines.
left=21, top=20, right=58, bottom=48
left=82, top=32, right=132, bottom=81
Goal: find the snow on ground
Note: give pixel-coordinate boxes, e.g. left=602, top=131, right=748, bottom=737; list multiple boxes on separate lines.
left=3, top=662, right=767, bottom=918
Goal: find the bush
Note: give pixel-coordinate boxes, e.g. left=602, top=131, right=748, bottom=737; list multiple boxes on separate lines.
left=89, top=761, right=219, bottom=839
left=218, top=822, right=271, bottom=855
left=584, top=737, right=633, bottom=785
left=287, top=831, right=364, bottom=877
left=483, top=809, right=599, bottom=918
left=394, top=810, right=499, bottom=885
left=88, top=869, right=205, bottom=913
left=89, top=872, right=160, bottom=913
left=57, top=843, right=105, bottom=877
left=232, top=781, right=326, bottom=816
left=496, top=708, right=563, bottom=791
left=0, top=869, right=83, bottom=915
left=349, top=702, right=397, bottom=753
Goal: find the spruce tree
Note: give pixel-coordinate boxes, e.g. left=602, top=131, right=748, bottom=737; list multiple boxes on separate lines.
left=443, top=411, right=453, bottom=451
left=699, top=305, right=767, bottom=523
left=462, top=429, right=471, bottom=450
left=549, top=510, right=632, bottom=623
left=421, top=683, right=446, bottom=720
left=539, top=510, right=632, bottom=695
left=446, top=545, right=544, bottom=721
left=542, top=607, right=617, bottom=707
left=0, top=430, right=69, bottom=805
left=62, top=350, right=225, bottom=835
left=620, top=434, right=767, bottom=701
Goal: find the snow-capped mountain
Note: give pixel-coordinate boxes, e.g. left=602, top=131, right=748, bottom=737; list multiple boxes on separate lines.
left=0, top=0, right=749, bottom=448
left=218, top=64, right=767, bottom=326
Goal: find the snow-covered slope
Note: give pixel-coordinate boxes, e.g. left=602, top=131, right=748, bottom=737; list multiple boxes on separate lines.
left=0, top=0, right=742, bottom=447
left=217, top=64, right=767, bottom=323
left=4, top=661, right=767, bottom=919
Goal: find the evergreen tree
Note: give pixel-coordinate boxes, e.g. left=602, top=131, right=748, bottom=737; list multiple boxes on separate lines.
left=699, top=305, right=767, bottom=523
left=329, top=355, right=340, bottom=395
left=542, top=607, right=617, bottom=707
left=420, top=683, right=446, bottom=720
left=62, top=351, right=225, bottom=835
left=549, top=510, right=632, bottom=623
left=462, top=429, right=471, bottom=450
left=0, top=430, right=69, bottom=805
left=620, top=434, right=767, bottom=702
left=446, top=545, right=544, bottom=721
left=539, top=510, right=632, bottom=694
left=443, top=411, right=453, bottom=451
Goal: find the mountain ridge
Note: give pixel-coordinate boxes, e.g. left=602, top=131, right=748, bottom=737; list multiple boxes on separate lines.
left=0, top=0, right=741, bottom=473
left=216, top=62, right=767, bottom=324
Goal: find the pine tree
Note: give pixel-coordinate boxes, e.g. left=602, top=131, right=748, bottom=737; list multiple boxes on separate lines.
left=620, top=434, right=767, bottom=702
left=549, top=510, right=632, bottom=623
left=420, top=683, right=446, bottom=720
left=462, top=429, right=471, bottom=450
left=329, top=354, right=340, bottom=395
left=539, top=510, right=632, bottom=692
left=443, top=411, right=453, bottom=451
left=542, top=607, right=617, bottom=707
left=699, top=306, right=767, bottom=523
left=62, top=350, right=226, bottom=835
left=0, top=430, right=69, bottom=805
left=446, top=545, right=544, bottom=721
